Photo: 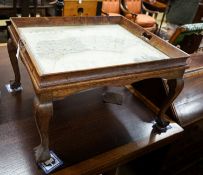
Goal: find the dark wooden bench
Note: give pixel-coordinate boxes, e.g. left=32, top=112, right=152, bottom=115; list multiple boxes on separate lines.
left=0, top=0, right=55, bottom=17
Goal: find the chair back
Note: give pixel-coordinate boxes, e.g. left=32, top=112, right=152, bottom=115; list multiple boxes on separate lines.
left=124, top=0, right=141, bottom=14
left=102, top=0, right=120, bottom=14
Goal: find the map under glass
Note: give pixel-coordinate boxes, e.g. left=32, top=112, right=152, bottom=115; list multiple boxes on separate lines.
left=18, top=24, right=169, bottom=75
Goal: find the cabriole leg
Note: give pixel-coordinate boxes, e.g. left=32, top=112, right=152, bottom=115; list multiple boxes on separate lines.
left=7, top=38, right=21, bottom=90
left=154, top=78, right=184, bottom=132
left=34, top=97, right=53, bottom=162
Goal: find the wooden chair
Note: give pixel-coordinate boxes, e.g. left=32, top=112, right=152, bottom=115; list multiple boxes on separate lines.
left=120, top=0, right=157, bottom=32
left=142, top=0, right=168, bottom=33
left=101, top=0, right=121, bottom=16
left=169, top=23, right=203, bottom=54
left=142, top=0, right=167, bottom=17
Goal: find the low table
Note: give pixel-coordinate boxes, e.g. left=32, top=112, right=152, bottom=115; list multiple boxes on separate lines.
left=7, top=16, right=189, bottom=163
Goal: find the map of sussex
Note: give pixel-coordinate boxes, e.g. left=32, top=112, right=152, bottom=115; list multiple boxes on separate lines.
left=19, top=25, right=169, bottom=75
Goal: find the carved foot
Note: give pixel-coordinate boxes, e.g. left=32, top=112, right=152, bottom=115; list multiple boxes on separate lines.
left=153, top=118, right=170, bottom=133
left=34, top=144, right=51, bottom=162
left=9, top=80, right=21, bottom=90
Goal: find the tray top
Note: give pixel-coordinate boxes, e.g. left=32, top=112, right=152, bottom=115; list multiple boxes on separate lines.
left=18, top=24, right=169, bottom=75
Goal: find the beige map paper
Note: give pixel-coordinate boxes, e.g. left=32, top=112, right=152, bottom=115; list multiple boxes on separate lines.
left=19, top=24, right=169, bottom=75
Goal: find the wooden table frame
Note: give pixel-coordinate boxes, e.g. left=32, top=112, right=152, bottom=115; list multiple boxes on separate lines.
left=7, top=16, right=189, bottom=163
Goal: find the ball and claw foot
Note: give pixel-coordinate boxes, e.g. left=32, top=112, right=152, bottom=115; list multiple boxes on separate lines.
left=153, top=118, right=170, bottom=133
left=34, top=145, right=51, bottom=163
left=9, top=80, right=21, bottom=90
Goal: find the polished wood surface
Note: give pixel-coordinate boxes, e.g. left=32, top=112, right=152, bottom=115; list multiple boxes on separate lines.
left=120, top=121, right=203, bottom=175
left=0, top=45, right=40, bottom=175
left=173, top=53, right=203, bottom=126
left=0, top=45, right=184, bottom=174
left=7, top=16, right=189, bottom=162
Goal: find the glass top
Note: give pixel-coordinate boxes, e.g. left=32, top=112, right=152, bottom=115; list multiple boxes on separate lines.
left=18, top=24, right=169, bottom=75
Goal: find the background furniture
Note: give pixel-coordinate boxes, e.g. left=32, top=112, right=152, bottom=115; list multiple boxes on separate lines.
left=0, top=0, right=37, bottom=42
left=193, top=0, right=203, bottom=23
left=142, top=0, right=168, bottom=34
left=142, top=0, right=167, bottom=18
left=0, top=0, right=54, bottom=17
left=63, top=0, right=102, bottom=16
left=120, top=0, right=157, bottom=32
left=169, top=23, right=203, bottom=54
left=166, top=0, right=199, bottom=25
left=0, top=0, right=64, bottom=42
left=101, top=0, right=120, bottom=16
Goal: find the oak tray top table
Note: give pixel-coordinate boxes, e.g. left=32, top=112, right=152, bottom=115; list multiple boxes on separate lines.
left=7, top=16, right=189, bottom=163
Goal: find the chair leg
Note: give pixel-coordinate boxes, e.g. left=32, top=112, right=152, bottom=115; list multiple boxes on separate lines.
left=154, top=12, right=158, bottom=19
left=157, top=11, right=166, bottom=35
